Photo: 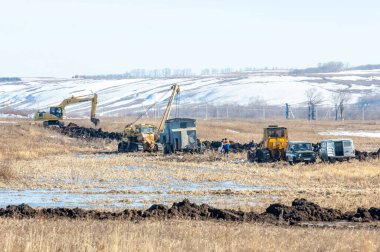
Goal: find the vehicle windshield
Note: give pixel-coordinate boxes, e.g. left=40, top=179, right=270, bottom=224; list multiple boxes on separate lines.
left=290, top=143, right=312, bottom=151
left=141, top=127, right=155, bottom=133
left=267, top=128, right=285, bottom=138
left=50, top=107, right=63, bottom=117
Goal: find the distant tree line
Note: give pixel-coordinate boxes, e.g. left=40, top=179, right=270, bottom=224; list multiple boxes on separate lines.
left=0, top=77, right=21, bottom=82
left=72, top=67, right=283, bottom=80
left=290, top=62, right=380, bottom=75
left=290, top=62, right=346, bottom=75
left=347, top=64, right=380, bottom=71
left=73, top=68, right=195, bottom=79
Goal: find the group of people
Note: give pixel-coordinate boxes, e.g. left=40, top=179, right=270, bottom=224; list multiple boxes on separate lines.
left=220, top=138, right=230, bottom=157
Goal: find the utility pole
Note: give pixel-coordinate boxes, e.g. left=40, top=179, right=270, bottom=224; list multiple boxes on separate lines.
left=362, top=104, right=368, bottom=121
left=285, top=103, right=289, bottom=119
left=205, top=103, right=208, bottom=120
left=262, top=105, right=266, bottom=120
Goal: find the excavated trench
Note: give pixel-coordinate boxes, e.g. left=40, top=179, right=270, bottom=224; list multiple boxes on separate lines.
left=1, top=199, right=379, bottom=226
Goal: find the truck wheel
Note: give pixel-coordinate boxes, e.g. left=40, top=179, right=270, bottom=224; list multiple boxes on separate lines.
left=328, top=157, right=336, bottom=163
left=287, top=157, right=294, bottom=165
left=154, top=143, right=163, bottom=152
left=247, top=151, right=255, bottom=162
left=257, top=150, right=265, bottom=163
left=118, top=142, right=127, bottom=153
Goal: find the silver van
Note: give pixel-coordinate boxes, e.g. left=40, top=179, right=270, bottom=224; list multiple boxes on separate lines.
left=318, top=139, right=355, bottom=163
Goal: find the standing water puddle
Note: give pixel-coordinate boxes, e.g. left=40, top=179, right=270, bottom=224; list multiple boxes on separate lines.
left=0, top=164, right=283, bottom=209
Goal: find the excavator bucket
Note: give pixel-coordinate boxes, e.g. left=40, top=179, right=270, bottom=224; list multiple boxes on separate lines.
left=91, top=117, right=100, bottom=126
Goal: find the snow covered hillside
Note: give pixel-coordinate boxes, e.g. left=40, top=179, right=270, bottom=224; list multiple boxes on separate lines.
left=0, top=70, right=379, bottom=117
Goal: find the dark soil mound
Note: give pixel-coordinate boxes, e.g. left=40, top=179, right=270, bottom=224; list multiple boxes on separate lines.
left=56, top=123, right=122, bottom=141
left=265, top=198, right=343, bottom=222
left=1, top=199, right=379, bottom=225
left=202, top=140, right=257, bottom=153
left=355, top=149, right=380, bottom=161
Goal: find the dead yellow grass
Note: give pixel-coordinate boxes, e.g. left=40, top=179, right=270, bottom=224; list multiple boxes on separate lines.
left=0, top=121, right=112, bottom=162
left=0, top=219, right=378, bottom=252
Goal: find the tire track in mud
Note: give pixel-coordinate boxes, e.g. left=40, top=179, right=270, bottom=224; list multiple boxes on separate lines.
left=1, top=199, right=379, bottom=226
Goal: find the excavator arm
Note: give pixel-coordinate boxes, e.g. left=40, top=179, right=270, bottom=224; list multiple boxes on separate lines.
left=35, top=93, right=100, bottom=126
left=157, top=84, right=180, bottom=133
left=58, top=94, right=99, bottom=126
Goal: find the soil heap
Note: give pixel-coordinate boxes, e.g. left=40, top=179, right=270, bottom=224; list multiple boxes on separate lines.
left=1, top=199, right=379, bottom=224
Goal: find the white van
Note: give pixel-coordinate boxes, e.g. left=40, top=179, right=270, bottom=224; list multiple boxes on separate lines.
left=318, top=139, right=355, bottom=163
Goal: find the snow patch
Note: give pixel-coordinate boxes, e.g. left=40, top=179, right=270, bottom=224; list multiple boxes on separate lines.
left=319, top=131, right=380, bottom=138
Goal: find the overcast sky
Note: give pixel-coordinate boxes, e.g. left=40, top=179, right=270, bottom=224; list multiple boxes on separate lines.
left=1, top=0, right=380, bottom=77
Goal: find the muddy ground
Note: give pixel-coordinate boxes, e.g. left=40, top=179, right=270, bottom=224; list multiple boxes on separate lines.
left=1, top=199, right=379, bottom=227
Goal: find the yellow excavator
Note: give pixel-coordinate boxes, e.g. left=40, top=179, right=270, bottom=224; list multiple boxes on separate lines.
left=117, top=84, right=180, bottom=152
left=34, top=94, right=100, bottom=127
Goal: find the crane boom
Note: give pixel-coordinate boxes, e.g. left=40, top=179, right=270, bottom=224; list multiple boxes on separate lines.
left=157, top=84, right=180, bottom=133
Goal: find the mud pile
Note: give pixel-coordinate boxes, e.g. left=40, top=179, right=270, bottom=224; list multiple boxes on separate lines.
left=1, top=199, right=379, bottom=224
left=202, top=140, right=256, bottom=153
left=56, top=123, right=122, bottom=141
left=355, top=149, right=380, bottom=160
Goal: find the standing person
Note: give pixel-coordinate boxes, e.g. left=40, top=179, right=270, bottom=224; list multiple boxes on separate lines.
left=219, top=139, right=225, bottom=154
left=223, top=138, right=230, bottom=157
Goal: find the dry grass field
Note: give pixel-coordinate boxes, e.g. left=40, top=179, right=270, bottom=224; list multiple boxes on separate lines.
left=1, top=117, right=380, bottom=251
left=0, top=219, right=379, bottom=252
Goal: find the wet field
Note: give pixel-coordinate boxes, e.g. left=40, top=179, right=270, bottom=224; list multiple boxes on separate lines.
left=0, top=153, right=282, bottom=210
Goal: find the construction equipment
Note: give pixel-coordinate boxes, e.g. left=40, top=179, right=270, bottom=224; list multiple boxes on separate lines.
left=247, top=125, right=288, bottom=162
left=34, top=94, right=100, bottom=127
left=117, top=84, right=180, bottom=152
left=160, top=118, right=204, bottom=154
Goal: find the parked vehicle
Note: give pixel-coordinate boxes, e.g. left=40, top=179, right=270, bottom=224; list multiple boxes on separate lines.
left=318, top=139, right=355, bottom=163
left=286, top=141, right=316, bottom=165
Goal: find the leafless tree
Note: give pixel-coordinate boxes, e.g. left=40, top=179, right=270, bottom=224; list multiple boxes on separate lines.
left=305, top=88, right=324, bottom=120
left=306, top=88, right=324, bottom=105
left=331, top=90, right=352, bottom=121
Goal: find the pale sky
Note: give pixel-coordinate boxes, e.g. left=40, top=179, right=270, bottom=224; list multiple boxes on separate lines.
left=1, top=0, right=380, bottom=77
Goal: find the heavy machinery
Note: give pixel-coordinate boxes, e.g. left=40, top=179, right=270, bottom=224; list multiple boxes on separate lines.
left=247, top=125, right=288, bottom=163
left=34, top=94, right=100, bottom=127
left=160, top=118, right=204, bottom=154
left=117, top=84, right=180, bottom=152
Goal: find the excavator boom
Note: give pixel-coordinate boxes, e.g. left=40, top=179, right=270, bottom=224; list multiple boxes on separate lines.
left=35, top=93, right=99, bottom=126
